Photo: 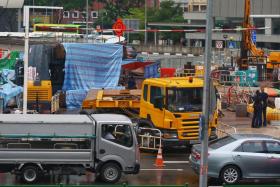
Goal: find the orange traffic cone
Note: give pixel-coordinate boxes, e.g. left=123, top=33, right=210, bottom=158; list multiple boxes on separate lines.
left=154, top=147, right=165, bottom=167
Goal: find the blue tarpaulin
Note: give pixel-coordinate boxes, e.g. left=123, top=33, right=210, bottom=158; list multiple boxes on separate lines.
left=0, top=69, right=23, bottom=107
left=62, top=43, right=123, bottom=91
left=62, top=43, right=124, bottom=109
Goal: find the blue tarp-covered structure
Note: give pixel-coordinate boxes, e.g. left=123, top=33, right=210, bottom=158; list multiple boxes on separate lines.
left=0, top=69, right=23, bottom=107
left=62, top=43, right=124, bottom=109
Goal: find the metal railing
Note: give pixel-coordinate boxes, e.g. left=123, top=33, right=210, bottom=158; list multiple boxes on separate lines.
left=216, top=122, right=237, bottom=138
left=138, top=127, right=162, bottom=150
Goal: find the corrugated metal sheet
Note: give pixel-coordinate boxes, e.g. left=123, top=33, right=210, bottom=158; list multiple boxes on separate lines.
left=262, top=0, right=271, bottom=14
left=213, top=0, right=222, bottom=17
left=236, top=0, right=245, bottom=18
left=213, top=0, right=280, bottom=17
left=271, top=0, right=280, bottom=15
left=0, top=0, right=24, bottom=8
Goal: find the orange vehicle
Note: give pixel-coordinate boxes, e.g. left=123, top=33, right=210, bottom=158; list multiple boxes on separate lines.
left=239, top=0, right=280, bottom=73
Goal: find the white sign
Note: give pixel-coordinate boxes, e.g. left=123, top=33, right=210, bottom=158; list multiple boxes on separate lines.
left=216, top=41, right=223, bottom=49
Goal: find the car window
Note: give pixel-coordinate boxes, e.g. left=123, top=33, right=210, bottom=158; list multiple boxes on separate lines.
left=102, top=124, right=133, bottom=147
left=266, top=141, right=280, bottom=154
left=209, top=136, right=236, bottom=149
left=242, top=141, right=265, bottom=153
left=234, top=145, right=243, bottom=152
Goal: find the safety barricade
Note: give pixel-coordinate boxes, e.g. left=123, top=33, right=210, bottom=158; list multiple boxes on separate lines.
left=216, top=122, right=237, bottom=138
left=138, top=127, right=162, bottom=151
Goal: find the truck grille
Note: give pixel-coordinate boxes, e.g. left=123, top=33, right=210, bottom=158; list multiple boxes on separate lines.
left=179, top=118, right=200, bottom=139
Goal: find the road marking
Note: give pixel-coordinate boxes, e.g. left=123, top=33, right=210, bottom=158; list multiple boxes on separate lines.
left=163, top=161, right=189, bottom=164
left=141, top=169, right=184, bottom=171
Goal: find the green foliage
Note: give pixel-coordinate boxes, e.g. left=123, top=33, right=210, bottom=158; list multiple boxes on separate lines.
left=93, top=0, right=131, bottom=29
left=149, top=0, right=184, bottom=23
left=148, top=0, right=184, bottom=43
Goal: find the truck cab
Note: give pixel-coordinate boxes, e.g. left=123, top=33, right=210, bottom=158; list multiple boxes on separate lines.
left=139, top=77, right=217, bottom=147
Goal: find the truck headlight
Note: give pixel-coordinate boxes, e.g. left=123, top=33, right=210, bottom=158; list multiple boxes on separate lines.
left=162, top=131, right=178, bottom=139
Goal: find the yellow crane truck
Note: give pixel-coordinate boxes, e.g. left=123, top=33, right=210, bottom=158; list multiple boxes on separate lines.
left=82, top=77, right=218, bottom=147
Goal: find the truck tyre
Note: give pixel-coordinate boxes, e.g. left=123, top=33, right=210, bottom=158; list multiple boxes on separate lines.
left=21, top=165, right=41, bottom=184
left=99, top=162, right=121, bottom=183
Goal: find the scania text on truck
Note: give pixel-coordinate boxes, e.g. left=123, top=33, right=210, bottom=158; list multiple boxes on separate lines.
left=0, top=114, right=140, bottom=184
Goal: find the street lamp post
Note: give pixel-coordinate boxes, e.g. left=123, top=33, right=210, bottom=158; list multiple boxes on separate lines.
left=199, top=0, right=213, bottom=186
left=23, top=6, right=63, bottom=114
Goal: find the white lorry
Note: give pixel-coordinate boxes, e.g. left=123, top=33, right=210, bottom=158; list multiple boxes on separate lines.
left=0, top=114, right=140, bottom=184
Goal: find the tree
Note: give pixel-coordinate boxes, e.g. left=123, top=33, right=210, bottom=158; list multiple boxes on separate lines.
left=93, top=0, right=131, bottom=29
left=148, top=0, right=184, bottom=44
left=149, top=0, right=184, bottom=23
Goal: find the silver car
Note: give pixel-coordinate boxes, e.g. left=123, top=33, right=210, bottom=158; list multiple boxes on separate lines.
left=190, top=134, right=280, bottom=184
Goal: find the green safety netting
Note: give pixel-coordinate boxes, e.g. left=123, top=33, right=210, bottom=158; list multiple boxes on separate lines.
left=0, top=51, right=20, bottom=70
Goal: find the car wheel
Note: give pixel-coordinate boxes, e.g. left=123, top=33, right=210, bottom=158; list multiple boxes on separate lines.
left=220, top=165, right=241, bottom=184
left=21, top=165, right=41, bottom=184
left=99, top=163, right=121, bottom=183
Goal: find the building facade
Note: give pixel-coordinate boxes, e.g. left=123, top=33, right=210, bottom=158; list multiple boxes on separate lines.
left=184, top=0, right=280, bottom=49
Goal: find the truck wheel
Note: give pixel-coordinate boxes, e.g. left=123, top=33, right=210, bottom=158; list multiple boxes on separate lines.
left=21, top=165, right=41, bottom=184
left=99, top=163, right=121, bottom=183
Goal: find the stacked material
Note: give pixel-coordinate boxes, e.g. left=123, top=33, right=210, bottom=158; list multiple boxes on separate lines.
left=62, top=43, right=124, bottom=109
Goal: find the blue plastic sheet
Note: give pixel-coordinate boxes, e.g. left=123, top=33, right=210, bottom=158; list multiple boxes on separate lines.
left=62, top=43, right=123, bottom=91
left=0, top=83, right=23, bottom=107
left=62, top=43, right=124, bottom=109
left=65, top=90, right=88, bottom=110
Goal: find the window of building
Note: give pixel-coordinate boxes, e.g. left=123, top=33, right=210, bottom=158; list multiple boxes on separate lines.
left=193, top=5, right=199, bottom=12
left=91, top=11, right=98, bottom=18
left=272, top=18, right=280, bottom=35
left=72, top=11, right=79, bottom=18
left=253, top=18, right=265, bottom=34
left=200, top=5, right=207, bottom=11
left=63, top=11, right=69, bottom=18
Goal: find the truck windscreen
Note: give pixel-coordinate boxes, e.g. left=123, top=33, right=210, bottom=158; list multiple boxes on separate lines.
left=167, top=87, right=203, bottom=112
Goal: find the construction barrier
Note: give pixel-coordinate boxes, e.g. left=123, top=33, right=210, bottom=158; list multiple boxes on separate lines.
left=217, top=122, right=237, bottom=138
left=0, top=185, right=189, bottom=187
left=138, top=127, right=162, bottom=151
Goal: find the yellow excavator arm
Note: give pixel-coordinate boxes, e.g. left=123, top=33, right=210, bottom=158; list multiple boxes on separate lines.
left=241, top=0, right=264, bottom=59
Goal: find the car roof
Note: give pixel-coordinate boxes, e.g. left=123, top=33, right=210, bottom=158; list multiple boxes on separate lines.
left=231, top=133, right=276, bottom=140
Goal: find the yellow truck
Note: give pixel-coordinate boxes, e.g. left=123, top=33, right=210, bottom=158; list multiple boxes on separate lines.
left=82, top=77, right=218, bottom=147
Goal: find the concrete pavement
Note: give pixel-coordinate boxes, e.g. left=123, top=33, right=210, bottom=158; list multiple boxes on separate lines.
left=219, top=110, right=280, bottom=138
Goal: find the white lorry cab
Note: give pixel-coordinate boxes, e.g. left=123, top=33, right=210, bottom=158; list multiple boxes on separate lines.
left=0, top=114, right=140, bottom=184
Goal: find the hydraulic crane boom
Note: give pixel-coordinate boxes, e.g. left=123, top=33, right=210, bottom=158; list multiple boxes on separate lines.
left=241, top=0, right=264, bottom=59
